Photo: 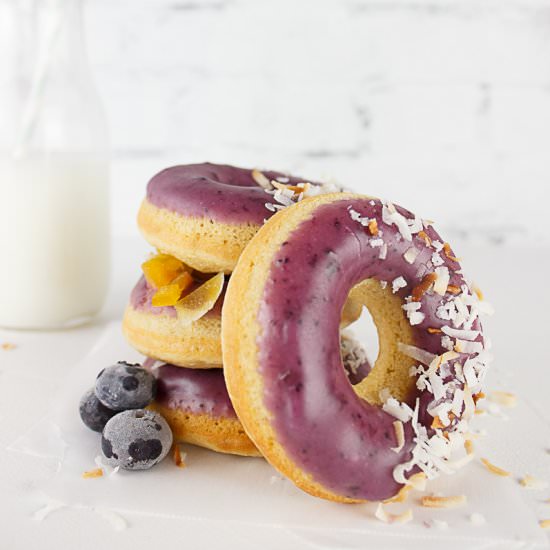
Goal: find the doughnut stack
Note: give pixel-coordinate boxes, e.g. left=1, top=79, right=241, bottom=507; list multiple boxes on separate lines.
left=122, top=163, right=366, bottom=458
left=122, top=162, right=492, bottom=503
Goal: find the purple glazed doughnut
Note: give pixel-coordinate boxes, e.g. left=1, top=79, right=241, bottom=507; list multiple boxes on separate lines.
left=122, top=272, right=364, bottom=368
left=150, top=363, right=260, bottom=456
left=137, top=163, right=340, bottom=273
left=222, top=193, right=492, bottom=502
left=122, top=275, right=225, bottom=368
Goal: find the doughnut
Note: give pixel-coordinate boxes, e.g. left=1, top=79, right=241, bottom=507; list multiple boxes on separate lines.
left=123, top=272, right=364, bottom=368
left=123, top=275, right=224, bottom=368
left=222, top=193, right=491, bottom=502
left=150, top=363, right=261, bottom=457
left=150, top=336, right=370, bottom=458
left=137, top=163, right=339, bottom=273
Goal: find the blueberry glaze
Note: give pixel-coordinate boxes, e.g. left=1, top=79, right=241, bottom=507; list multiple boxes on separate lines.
left=256, top=197, right=482, bottom=501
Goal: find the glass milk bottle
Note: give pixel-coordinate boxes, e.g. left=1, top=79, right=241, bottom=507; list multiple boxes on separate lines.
left=0, top=0, right=110, bottom=328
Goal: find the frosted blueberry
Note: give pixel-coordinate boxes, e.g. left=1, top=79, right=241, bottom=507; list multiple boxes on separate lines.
left=79, top=388, right=117, bottom=432
left=101, top=409, right=173, bottom=470
left=95, top=362, right=156, bottom=411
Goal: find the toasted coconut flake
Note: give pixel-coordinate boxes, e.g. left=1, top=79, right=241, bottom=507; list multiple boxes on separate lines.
left=431, top=416, right=447, bottom=429
left=374, top=503, right=391, bottom=523
left=368, top=219, right=379, bottom=236
left=417, top=230, right=432, bottom=247
left=82, top=468, right=104, bottom=479
left=480, top=457, right=511, bottom=477
left=443, top=242, right=460, bottom=262
left=488, top=391, right=517, bottom=408
left=447, top=284, right=461, bottom=295
left=427, top=327, right=442, bottom=334
left=472, top=284, right=484, bottom=301
left=473, top=391, right=485, bottom=404
left=391, top=421, right=405, bottom=453
left=173, top=444, right=187, bottom=468
left=421, top=494, right=467, bottom=508
left=540, top=519, right=550, bottom=529
left=464, top=439, right=475, bottom=455
left=407, top=472, right=427, bottom=491
left=1, top=342, right=16, bottom=351
left=174, top=272, right=224, bottom=326
left=384, top=485, right=411, bottom=504
left=374, top=503, right=413, bottom=524
left=251, top=169, right=273, bottom=190
left=394, top=508, right=413, bottom=524
left=519, top=475, right=548, bottom=490
left=412, top=273, right=437, bottom=301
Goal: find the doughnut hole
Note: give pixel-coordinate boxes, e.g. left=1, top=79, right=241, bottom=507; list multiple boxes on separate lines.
left=345, top=279, right=416, bottom=405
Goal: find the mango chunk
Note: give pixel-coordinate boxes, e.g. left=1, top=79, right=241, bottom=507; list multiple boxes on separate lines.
left=174, top=272, right=224, bottom=325
left=151, top=271, right=194, bottom=307
left=142, top=254, right=185, bottom=288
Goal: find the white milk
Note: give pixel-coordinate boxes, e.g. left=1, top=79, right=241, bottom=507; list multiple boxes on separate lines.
left=0, top=153, right=110, bottom=328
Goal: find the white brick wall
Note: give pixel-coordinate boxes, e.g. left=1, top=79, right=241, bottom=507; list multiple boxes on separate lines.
left=85, top=0, right=550, bottom=243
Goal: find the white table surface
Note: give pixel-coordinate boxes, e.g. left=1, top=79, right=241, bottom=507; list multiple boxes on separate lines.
left=1, top=235, right=549, bottom=549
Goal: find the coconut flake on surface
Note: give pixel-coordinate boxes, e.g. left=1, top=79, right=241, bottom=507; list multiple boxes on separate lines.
left=469, top=513, right=486, bottom=526
left=94, top=508, right=128, bottom=532
left=488, top=391, right=517, bottom=408
left=379, top=243, right=388, bottom=260
left=33, top=499, right=66, bottom=522
left=392, top=276, right=407, bottom=293
left=374, top=503, right=413, bottom=524
left=424, top=519, right=449, bottom=530
left=379, top=280, right=388, bottom=289
left=519, top=475, right=549, bottom=490
left=421, top=494, right=467, bottom=508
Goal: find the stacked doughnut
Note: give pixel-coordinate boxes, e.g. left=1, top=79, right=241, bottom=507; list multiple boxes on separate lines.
left=122, top=163, right=492, bottom=503
left=122, top=163, right=367, bottom=457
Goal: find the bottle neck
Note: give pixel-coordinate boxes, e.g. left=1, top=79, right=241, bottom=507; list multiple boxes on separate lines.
left=35, top=0, right=88, bottom=72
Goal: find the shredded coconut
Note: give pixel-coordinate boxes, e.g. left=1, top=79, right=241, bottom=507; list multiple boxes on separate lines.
left=469, top=512, right=486, bottom=526
left=403, top=247, right=420, bottom=264
left=392, top=276, right=407, bottom=293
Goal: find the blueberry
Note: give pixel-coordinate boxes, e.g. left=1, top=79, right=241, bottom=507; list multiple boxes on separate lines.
left=79, top=388, right=117, bottom=432
left=95, top=361, right=156, bottom=411
left=101, top=409, right=173, bottom=470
